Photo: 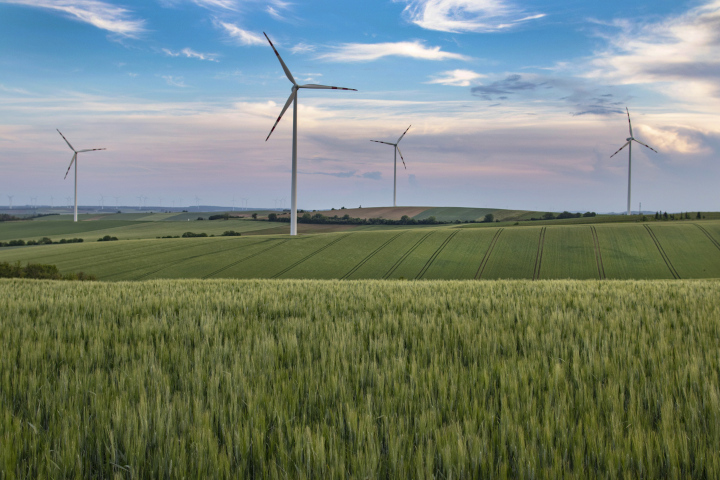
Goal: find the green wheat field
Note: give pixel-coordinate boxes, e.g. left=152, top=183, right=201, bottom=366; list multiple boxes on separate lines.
left=2, top=210, right=720, bottom=478
left=2, top=278, right=719, bottom=478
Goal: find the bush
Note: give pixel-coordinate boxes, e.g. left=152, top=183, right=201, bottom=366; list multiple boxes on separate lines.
left=221, top=231, right=242, bottom=237
left=542, top=212, right=556, bottom=220
left=0, top=261, right=96, bottom=280
left=209, top=213, right=230, bottom=221
left=483, top=213, right=494, bottom=223
left=196, top=217, right=205, bottom=221
left=268, top=213, right=278, bottom=222
left=182, top=232, right=208, bottom=238
left=97, top=235, right=118, bottom=242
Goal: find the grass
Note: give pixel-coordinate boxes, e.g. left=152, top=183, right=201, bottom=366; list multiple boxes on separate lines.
left=1, top=278, right=719, bottom=478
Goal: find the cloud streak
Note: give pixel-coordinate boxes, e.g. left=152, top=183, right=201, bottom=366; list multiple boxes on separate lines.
left=0, top=0, right=145, bottom=37
left=163, top=47, right=219, bottom=62
left=428, top=69, right=485, bottom=86
left=216, top=20, right=265, bottom=46
left=317, top=41, right=469, bottom=62
left=398, top=0, right=545, bottom=33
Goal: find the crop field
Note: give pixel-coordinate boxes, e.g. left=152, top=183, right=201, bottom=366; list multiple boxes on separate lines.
left=2, top=220, right=720, bottom=280
left=1, top=278, right=719, bottom=478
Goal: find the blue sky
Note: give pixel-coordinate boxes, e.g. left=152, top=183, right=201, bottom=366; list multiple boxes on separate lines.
left=1, top=0, right=719, bottom=212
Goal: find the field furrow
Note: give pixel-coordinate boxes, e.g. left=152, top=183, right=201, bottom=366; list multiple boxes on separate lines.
left=415, top=230, right=459, bottom=279
left=480, top=227, right=539, bottom=279
left=382, top=231, right=434, bottom=279
left=644, top=225, right=681, bottom=279
left=594, top=224, right=675, bottom=279
left=475, top=228, right=503, bottom=279
left=532, top=227, right=547, bottom=280
left=341, top=232, right=406, bottom=279
left=646, top=223, right=720, bottom=278
left=539, top=226, right=598, bottom=280
left=591, top=226, right=606, bottom=279
left=385, top=231, right=459, bottom=280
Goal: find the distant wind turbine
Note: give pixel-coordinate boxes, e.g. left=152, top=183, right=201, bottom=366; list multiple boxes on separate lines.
left=65, top=196, right=71, bottom=209
left=371, top=125, right=411, bottom=207
left=57, top=129, right=106, bottom=222
left=263, top=32, right=357, bottom=236
left=100, top=195, right=104, bottom=210
left=610, top=108, right=657, bottom=216
left=114, top=196, right=120, bottom=210
left=195, top=196, right=200, bottom=211
left=50, top=196, right=54, bottom=208
left=7, top=195, right=12, bottom=210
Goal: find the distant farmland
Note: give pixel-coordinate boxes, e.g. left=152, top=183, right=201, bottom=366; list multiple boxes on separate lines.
left=1, top=215, right=719, bottom=280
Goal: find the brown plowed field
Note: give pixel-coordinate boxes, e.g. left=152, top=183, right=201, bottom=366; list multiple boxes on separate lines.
left=315, top=206, right=431, bottom=220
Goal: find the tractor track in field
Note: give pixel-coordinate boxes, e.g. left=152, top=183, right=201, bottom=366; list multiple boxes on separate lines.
left=532, top=227, right=547, bottom=280
left=694, top=224, right=720, bottom=251
left=341, top=232, right=405, bottom=280
left=102, top=238, right=231, bottom=280
left=474, top=228, right=504, bottom=279
left=133, top=239, right=263, bottom=281
left=382, top=231, right=434, bottom=279
left=270, top=234, right=350, bottom=279
left=202, top=239, right=290, bottom=279
left=415, top=230, right=460, bottom=279
left=590, top=226, right=606, bottom=280
left=644, top=225, right=680, bottom=279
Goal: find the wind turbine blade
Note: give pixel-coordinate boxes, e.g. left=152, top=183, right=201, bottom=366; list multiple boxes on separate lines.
left=396, top=146, right=406, bottom=169
left=63, top=153, right=76, bottom=179
left=57, top=129, right=75, bottom=152
left=610, top=141, right=630, bottom=158
left=370, top=140, right=395, bottom=146
left=633, top=139, right=658, bottom=153
left=266, top=90, right=296, bottom=142
left=264, top=32, right=296, bottom=85
left=77, top=148, right=107, bottom=152
left=299, top=84, right=357, bottom=91
left=626, top=107, right=633, bottom=137
left=396, top=125, right=411, bottom=144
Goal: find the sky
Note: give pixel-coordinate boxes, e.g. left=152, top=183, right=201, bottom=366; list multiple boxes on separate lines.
left=1, top=0, right=719, bottom=212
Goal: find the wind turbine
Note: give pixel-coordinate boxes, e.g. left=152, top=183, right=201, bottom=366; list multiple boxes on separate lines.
left=7, top=195, right=12, bottom=210
left=371, top=125, right=411, bottom=207
left=57, top=129, right=106, bottom=222
left=195, top=196, right=201, bottom=211
left=610, top=108, right=657, bottom=216
left=114, top=196, right=120, bottom=210
left=263, top=32, right=357, bottom=236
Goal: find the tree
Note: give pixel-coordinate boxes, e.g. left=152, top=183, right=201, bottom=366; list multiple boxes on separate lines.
left=542, top=212, right=555, bottom=220
left=697, top=211, right=702, bottom=219
left=268, top=213, right=278, bottom=221
left=252, top=213, right=257, bottom=220
left=483, top=213, right=494, bottom=223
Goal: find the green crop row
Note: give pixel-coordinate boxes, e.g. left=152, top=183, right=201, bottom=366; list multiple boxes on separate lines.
left=1, top=278, right=719, bottom=478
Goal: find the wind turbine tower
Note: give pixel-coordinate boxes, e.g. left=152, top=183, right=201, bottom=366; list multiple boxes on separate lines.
left=371, top=125, right=411, bottom=207
left=57, top=129, right=106, bottom=222
left=263, top=32, right=357, bottom=236
left=610, top=108, right=657, bottom=216
left=7, top=195, right=12, bottom=210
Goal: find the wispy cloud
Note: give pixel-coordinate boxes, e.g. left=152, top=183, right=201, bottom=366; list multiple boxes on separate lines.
left=318, top=41, right=469, bottom=62
left=0, top=0, right=145, bottom=37
left=291, top=43, right=316, bottom=54
left=398, top=0, right=545, bottom=33
left=162, top=75, right=188, bottom=87
left=191, top=0, right=238, bottom=10
left=428, top=69, right=485, bottom=86
left=0, top=84, right=30, bottom=95
left=216, top=20, right=265, bottom=46
left=587, top=0, right=720, bottom=103
left=163, top=47, right=219, bottom=61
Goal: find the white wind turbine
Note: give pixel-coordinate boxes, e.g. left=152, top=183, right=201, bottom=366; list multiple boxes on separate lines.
left=7, top=195, right=12, bottom=210
left=58, top=129, right=106, bottom=222
left=371, top=125, right=411, bottom=207
left=610, top=108, right=657, bottom=216
left=263, top=32, right=357, bottom=236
